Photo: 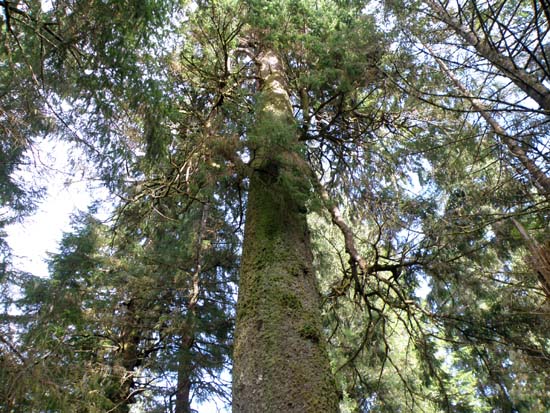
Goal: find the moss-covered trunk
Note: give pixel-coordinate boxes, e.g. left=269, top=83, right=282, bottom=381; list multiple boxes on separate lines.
left=232, top=49, right=339, bottom=413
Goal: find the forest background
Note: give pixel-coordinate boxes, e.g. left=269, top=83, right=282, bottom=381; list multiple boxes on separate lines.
left=1, top=0, right=550, bottom=412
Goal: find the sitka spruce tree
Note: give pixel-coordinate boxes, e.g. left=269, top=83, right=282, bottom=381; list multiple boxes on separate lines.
left=232, top=47, right=338, bottom=412
left=168, top=2, right=383, bottom=411
left=4, top=0, right=550, bottom=412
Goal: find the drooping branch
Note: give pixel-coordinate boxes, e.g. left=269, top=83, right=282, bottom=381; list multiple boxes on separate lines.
left=317, top=183, right=369, bottom=276
left=311, top=171, right=420, bottom=290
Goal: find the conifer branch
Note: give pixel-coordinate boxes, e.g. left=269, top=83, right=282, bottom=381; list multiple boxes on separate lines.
left=424, top=42, right=550, bottom=200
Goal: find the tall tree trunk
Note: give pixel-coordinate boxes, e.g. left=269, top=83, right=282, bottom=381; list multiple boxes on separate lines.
left=176, top=203, right=208, bottom=413
left=232, top=49, right=339, bottom=413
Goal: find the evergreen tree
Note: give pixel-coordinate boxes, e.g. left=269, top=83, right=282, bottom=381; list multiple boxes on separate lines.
left=2, top=0, right=550, bottom=412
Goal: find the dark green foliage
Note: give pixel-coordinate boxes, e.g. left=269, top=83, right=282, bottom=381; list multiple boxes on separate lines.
left=5, top=198, right=237, bottom=411
left=2, top=0, right=550, bottom=412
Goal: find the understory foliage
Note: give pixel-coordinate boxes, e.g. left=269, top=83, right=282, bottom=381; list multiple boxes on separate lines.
left=1, top=0, right=550, bottom=412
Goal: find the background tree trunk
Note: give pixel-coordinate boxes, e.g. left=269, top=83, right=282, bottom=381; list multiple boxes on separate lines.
left=175, top=332, right=194, bottom=413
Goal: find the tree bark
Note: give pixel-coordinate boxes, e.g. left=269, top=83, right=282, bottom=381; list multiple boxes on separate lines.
left=176, top=203, right=208, bottom=413
left=175, top=332, right=194, bottom=413
left=232, top=49, right=339, bottom=413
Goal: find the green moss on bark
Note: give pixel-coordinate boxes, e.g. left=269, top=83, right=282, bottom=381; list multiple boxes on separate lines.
left=233, top=169, right=339, bottom=413
left=233, top=47, right=338, bottom=413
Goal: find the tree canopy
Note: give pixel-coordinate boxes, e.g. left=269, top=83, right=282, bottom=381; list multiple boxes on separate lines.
left=1, top=1, right=550, bottom=412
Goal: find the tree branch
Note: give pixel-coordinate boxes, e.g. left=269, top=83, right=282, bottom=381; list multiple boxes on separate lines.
left=425, top=42, right=550, bottom=199
left=426, top=0, right=550, bottom=112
